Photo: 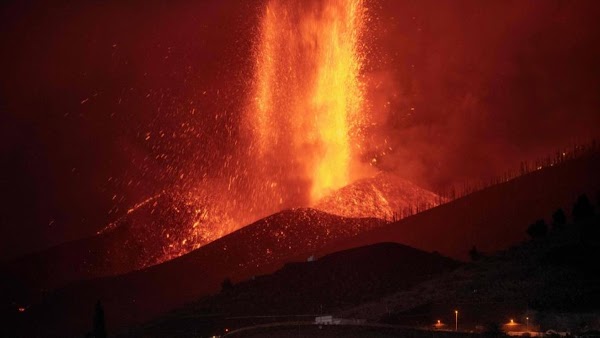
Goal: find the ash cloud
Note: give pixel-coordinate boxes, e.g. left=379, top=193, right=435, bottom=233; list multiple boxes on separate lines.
left=363, top=0, right=600, bottom=191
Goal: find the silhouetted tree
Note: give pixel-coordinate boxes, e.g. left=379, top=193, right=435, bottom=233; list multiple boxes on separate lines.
left=527, top=219, right=548, bottom=239
left=552, top=208, right=567, bottom=230
left=572, top=194, right=600, bottom=242
left=221, top=278, right=233, bottom=292
left=92, top=301, right=106, bottom=338
left=469, top=246, right=483, bottom=261
left=573, top=194, right=594, bottom=222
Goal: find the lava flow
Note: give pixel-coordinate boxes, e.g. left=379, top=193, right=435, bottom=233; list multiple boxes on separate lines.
left=245, top=0, right=368, bottom=206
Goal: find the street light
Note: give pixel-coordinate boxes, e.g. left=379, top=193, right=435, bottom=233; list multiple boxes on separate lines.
left=455, top=310, right=458, bottom=331
left=526, top=317, right=529, bottom=332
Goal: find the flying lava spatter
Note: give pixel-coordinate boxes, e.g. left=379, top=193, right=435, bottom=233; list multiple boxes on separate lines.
left=100, top=0, right=374, bottom=268
left=246, top=0, right=368, bottom=206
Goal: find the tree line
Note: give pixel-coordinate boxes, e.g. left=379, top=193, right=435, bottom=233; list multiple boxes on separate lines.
left=386, top=139, right=599, bottom=223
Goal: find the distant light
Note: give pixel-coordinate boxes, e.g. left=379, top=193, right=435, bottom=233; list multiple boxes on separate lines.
left=438, top=320, right=441, bottom=324
left=225, top=328, right=229, bottom=332
left=18, top=307, right=25, bottom=312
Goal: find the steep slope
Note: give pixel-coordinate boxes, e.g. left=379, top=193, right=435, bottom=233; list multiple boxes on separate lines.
left=5, top=209, right=385, bottom=337
left=340, top=214, right=600, bottom=331
left=131, top=242, right=459, bottom=337
left=319, top=152, right=600, bottom=260
left=0, top=171, right=438, bottom=302
left=5, top=153, right=599, bottom=336
left=314, top=172, right=441, bottom=219
left=0, top=191, right=238, bottom=297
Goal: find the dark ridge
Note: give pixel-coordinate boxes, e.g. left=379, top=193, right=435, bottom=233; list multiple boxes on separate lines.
left=3, top=209, right=385, bottom=337
left=128, top=242, right=459, bottom=337
left=320, top=151, right=600, bottom=260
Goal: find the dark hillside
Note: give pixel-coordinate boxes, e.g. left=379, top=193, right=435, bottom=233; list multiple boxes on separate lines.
left=341, top=211, right=600, bottom=331
left=3, top=209, right=385, bottom=337
left=127, top=242, right=459, bottom=337
left=321, top=152, right=600, bottom=260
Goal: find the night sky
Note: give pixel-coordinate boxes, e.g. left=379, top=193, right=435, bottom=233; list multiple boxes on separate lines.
left=1, top=0, right=600, bottom=260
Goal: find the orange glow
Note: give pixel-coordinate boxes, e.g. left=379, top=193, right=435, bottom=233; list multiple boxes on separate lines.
left=90, top=1, right=375, bottom=269
left=248, top=0, right=367, bottom=204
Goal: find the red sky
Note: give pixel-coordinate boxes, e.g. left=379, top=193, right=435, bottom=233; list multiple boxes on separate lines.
left=1, top=0, right=600, bottom=259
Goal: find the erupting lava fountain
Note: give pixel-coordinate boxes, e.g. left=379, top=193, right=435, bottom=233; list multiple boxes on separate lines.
left=100, top=0, right=439, bottom=267
left=244, top=0, right=368, bottom=208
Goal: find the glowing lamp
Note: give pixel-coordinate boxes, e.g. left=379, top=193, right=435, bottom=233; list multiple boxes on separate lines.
left=454, top=310, right=458, bottom=331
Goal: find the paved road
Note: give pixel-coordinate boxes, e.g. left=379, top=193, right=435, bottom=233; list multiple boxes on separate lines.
left=224, top=321, right=480, bottom=338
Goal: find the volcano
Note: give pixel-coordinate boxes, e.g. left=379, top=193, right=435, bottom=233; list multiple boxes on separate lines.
left=1, top=172, right=439, bottom=297
left=4, top=151, right=600, bottom=337
left=0, top=189, right=238, bottom=295
left=314, top=172, right=442, bottom=220
left=4, top=209, right=386, bottom=336
left=318, top=151, right=600, bottom=260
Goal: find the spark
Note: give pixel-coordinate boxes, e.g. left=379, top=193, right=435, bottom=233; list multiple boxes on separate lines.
left=247, top=0, right=367, bottom=205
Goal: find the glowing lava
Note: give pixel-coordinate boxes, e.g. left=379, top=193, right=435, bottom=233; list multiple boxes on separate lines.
left=97, top=0, right=375, bottom=269
left=248, top=0, right=367, bottom=204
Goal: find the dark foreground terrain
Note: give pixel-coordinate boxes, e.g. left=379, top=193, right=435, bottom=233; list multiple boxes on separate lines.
left=341, top=203, right=600, bottom=332
left=131, top=194, right=600, bottom=337
left=224, top=323, right=479, bottom=338
left=2, top=209, right=386, bottom=337
left=2, top=152, right=599, bottom=337
left=124, top=242, right=458, bottom=337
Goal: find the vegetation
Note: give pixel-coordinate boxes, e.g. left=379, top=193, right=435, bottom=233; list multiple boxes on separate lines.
left=396, top=140, right=599, bottom=222
left=526, top=219, right=548, bottom=239
left=346, top=192, right=599, bottom=331
left=551, top=208, right=566, bottom=230
left=529, top=194, right=597, bottom=241
left=221, top=278, right=233, bottom=292
left=573, top=194, right=594, bottom=222
left=438, top=141, right=600, bottom=201
left=469, top=246, right=483, bottom=261
left=89, top=301, right=106, bottom=338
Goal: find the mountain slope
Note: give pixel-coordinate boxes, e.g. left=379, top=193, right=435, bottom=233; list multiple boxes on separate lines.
left=0, top=191, right=240, bottom=303
left=0, top=172, right=436, bottom=295
left=131, top=242, right=459, bottom=337
left=339, top=214, right=600, bottom=331
left=6, top=209, right=386, bottom=337
left=314, top=172, right=441, bottom=219
left=5, top=152, right=599, bottom=336
left=319, top=152, right=600, bottom=260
